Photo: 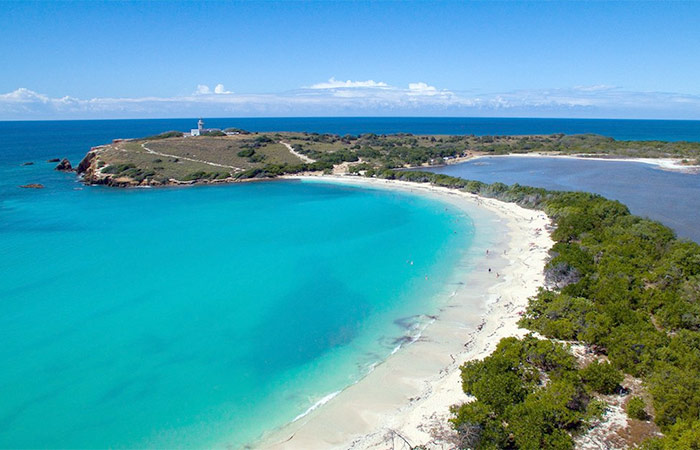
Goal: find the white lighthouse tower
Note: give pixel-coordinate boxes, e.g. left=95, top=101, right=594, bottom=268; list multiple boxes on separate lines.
left=191, top=118, right=204, bottom=136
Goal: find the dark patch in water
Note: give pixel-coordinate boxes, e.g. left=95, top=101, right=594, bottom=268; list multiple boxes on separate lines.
left=246, top=269, right=372, bottom=374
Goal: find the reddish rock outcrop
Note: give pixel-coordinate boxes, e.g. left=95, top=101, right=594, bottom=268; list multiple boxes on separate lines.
left=55, top=158, right=73, bottom=171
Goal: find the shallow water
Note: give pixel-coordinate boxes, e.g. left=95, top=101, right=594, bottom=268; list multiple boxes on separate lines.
left=1, top=170, right=474, bottom=448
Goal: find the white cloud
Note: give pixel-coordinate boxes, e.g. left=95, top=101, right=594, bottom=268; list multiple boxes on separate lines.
left=408, top=82, right=437, bottom=93
left=194, top=84, right=211, bottom=95
left=0, top=87, right=50, bottom=103
left=2, top=84, right=700, bottom=120
left=195, top=83, right=233, bottom=95
left=214, top=84, right=232, bottom=94
left=309, top=77, right=389, bottom=89
left=574, top=84, right=617, bottom=92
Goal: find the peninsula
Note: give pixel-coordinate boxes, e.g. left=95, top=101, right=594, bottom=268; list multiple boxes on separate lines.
left=75, top=130, right=700, bottom=187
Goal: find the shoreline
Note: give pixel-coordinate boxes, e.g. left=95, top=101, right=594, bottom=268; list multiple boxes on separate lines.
left=76, top=152, right=699, bottom=189
left=253, top=175, right=554, bottom=449
left=466, top=152, right=700, bottom=173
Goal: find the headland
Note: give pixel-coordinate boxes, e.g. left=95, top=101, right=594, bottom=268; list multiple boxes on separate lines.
left=73, top=130, right=700, bottom=187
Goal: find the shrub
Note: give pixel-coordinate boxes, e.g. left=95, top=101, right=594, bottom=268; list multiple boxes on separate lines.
left=200, top=130, right=226, bottom=137
left=581, top=361, right=623, bottom=394
left=183, top=171, right=230, bottom=181
left=237, top=148, right=255, bottom=158
left=102, top=163, right=136, bottom=174
left=143, top=130, right=183, bottom=140
left=628, top=396, right=649, bottom=420
left=224, top=127, right=249, bottom=134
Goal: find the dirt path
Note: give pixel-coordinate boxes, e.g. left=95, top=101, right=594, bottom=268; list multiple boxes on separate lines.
left=280, top=141, right=316, bottom=163
left=141, top=142, right=240, bottom=170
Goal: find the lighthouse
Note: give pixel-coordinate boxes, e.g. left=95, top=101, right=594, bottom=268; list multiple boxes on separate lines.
left=191, top=118, right=205, bottom=136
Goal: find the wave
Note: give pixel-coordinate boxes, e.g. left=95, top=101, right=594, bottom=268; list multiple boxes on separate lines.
left=292, top=390, right=342, bottom=422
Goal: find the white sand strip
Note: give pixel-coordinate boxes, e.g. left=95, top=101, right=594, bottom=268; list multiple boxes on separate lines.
left=254, top=175, right=554, bottom=450
left=470, top=153, right=700, bottom=173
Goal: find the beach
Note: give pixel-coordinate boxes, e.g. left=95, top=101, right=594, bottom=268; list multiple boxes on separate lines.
left=466, top=152, right=700, bottom=173
left=257, top=175, right=554, bottom=450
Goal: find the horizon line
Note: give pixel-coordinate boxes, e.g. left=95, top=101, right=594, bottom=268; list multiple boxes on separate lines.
left=3, top=115, right=700, bottom=123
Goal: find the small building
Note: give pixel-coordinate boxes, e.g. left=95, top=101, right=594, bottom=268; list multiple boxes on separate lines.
left=190, top=119, right=222, bottom=136
left=190, top=118, right=204, bottom=136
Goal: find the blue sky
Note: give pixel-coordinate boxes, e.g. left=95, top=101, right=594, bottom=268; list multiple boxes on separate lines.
left=2, top=0, right=700, bottom=119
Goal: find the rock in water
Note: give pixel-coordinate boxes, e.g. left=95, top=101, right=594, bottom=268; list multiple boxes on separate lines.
left=76, top=151, right=96, bottom=174
left=19, top=183, right=44, bottom=189
left=55, top=158, right=73, bottom=171
left=21, top=162, right=34, bottom=166
left=47, top=158, right=61, bottom=163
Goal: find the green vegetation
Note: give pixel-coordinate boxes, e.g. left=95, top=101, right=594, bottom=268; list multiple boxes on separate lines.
left=200, top=129, right=226, bottom=137
left=182, top=171, right=230, bottom=181
left=641, top=421, right=700, bottom=449
left=580, top=361, right=623, bottom=395
left=101, top=162, right=156, bottom=182
left=142, top=130, right=184, bottom=140
left=224, top=127, right=250, bottom=134
left=80, top=130, right=700, bottom=186
left=452, top=335, right=604, bottom=450
left=628, top=396, right=649, bottom=420
left=285, top=132, right=700, bottom=168
left=233, top=161, right=335, bottom=179
left=363, top=169, right=700, bottom=448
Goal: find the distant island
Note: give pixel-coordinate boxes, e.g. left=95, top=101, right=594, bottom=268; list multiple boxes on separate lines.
left=75, top=125, right=700, bottom=187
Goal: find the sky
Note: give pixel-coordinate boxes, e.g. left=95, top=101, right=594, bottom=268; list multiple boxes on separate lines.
left=1, top=0, right=700, bottom=120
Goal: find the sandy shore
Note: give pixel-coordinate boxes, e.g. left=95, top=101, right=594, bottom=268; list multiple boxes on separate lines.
left=254, top=175, right=554, bottom=450
left=469, top=152, right=700, bottom=173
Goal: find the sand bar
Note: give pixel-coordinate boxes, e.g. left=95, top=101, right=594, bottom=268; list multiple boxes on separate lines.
left=469, top=152, right=700, bottom=173
left=253, top=175, right=554, bottom=450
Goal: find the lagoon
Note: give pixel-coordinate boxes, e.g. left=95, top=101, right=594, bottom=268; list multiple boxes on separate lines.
left=427, top=156, right=700, bottom=243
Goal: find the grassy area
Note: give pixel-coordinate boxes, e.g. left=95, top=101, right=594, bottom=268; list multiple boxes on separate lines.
left=83, top=134, right=311, bottom=184
left=96, top=140, right=227, bottom=183
left=145, top=135, right=302, bottom=168
left=79, top=131, right=700, bottom=186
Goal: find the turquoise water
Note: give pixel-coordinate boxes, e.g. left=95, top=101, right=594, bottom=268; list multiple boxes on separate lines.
left=0, top=171, right=474, bottom=448
left=3, top=117, right=697, bottom=448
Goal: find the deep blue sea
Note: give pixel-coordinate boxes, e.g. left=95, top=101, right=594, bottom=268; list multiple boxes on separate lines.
left=1, top=117, right=699, bottom=448
left=3, top=116, right=700, bottom=168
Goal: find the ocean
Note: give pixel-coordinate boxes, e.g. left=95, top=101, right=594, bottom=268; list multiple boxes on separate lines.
left=1, top=117, right=699, bottom=448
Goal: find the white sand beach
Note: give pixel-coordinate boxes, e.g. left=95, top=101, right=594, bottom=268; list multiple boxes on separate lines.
left=469, top=152, right=700, bottom=173
left=256, top=175, right=554, bottom=450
